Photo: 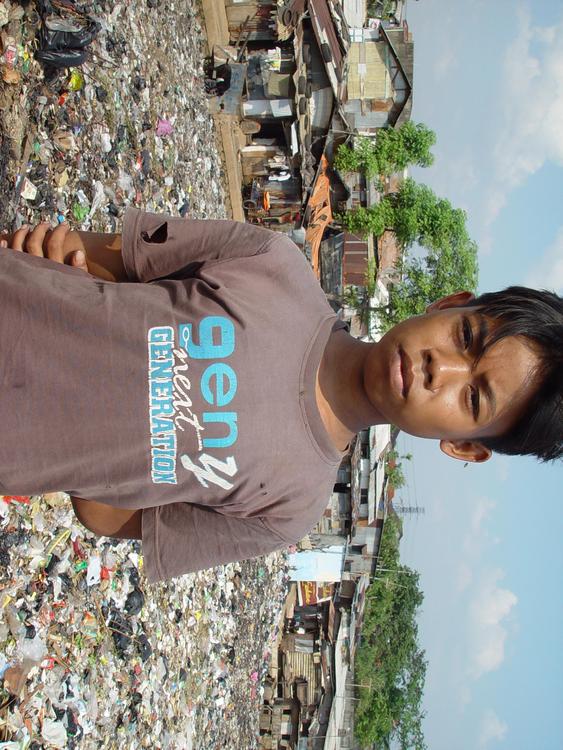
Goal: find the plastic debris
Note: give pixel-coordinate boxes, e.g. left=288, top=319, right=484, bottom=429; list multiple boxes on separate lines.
left=68, top=69, right=85, bottom=92
left=72, top=202, right=89, bottom=223
left=0, top=2, right=9, bottom=27
left=35, top=1, right=101, bottom=70
left=19, top=178, right=37, bottom=201
left=156, top=117, right=174, bottom=137
left=0, top=487, right=289, bottom=748
left=41, top=717, right=67, bottom=748
left=53, top=130, right=77, bottom=152
left=86, top=552, right=101, bottom=586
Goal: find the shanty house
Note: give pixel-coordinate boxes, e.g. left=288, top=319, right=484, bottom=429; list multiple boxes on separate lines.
left=342, top=22, right=413, bottom=133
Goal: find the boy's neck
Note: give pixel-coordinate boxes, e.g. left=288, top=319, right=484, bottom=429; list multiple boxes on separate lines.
left=315, top=329, right=386, bottom=452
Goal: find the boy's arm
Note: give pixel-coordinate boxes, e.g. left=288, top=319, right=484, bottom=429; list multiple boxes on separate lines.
left=1, top=222, right=127, bottom=281
left=141, top=503, right=290, bottom=583
left=2, top=209, right=286, bottom=283
left=71, top=497, right=142, bottom=539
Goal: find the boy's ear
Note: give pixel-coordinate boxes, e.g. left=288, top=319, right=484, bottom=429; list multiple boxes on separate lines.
left=439, top=439, right=492, bottom=463
left=426, top=290, right=475, bottom=313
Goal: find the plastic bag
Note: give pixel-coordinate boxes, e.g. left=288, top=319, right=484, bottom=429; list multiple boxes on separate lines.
left=35, top=0, right=101, bottom=69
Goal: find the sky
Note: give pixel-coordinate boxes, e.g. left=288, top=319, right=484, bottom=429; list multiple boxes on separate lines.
left=393, top=2, right=563, bottom=749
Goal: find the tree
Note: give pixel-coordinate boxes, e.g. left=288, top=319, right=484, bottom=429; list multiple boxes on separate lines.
left=368, top=0, right=399, bottom=20
left=340, top=199, right=396, bottom=239
left=354, top=516, right=428, bottom=749
left=383, top=238, right=478, bottom=329
left=343, top=178, right=472, bottom=251
left=341, top=178, right=479, bottom=329
left=389, top=178, right=469, bottom=250
left=384, top=449, right=412, bottom=490
left=334, top=122, right=436, bottom=179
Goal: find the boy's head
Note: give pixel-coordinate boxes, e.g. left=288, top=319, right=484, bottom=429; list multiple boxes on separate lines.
left=363, top=286, right=562, bottom=463
left=464, top=286, right=562, bottom=462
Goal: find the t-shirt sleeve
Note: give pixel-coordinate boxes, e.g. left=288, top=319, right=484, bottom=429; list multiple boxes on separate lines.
left=121, top=208, right=279, bottom=282
left=141, top=503, right=290, bottom=583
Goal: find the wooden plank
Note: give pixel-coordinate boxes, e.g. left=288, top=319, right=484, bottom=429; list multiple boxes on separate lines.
left=201, top=0, right=230, bottom=51
left=214, top=115, right=246, bottom=222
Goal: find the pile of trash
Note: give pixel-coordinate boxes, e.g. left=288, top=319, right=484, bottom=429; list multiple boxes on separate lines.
left=0, top=0, right=227, bottom=230
left=0, top=1, right=291, bottom=748
left=0, top=494, right=289, bottom=749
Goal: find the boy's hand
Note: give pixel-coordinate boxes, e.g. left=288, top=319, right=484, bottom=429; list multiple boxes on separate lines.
left=0, top=223, right=89, bottom=272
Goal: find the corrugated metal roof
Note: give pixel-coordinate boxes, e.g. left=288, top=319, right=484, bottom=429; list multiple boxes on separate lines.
left=309, top=0, right=347, bottom=92
left=284, top=650, right=322, bottom=707
left=379, top=25, right=414, bottom=126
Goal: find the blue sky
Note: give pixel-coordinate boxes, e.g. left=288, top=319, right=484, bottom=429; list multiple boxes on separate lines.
left=394, top=2, right=563, bottom=749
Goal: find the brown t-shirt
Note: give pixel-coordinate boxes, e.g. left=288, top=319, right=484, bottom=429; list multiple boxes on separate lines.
left=0, top=210, right=346, bottom=582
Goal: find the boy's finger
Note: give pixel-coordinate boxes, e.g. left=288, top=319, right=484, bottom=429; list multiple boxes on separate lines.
left=69, top=250, right=89, bottom=273
left=25, top=222, right=51, bottom=257
left=45, top=222, right=71, bottom=264
left=9, top=225, right=30, bottom=251
left=71, top=253, right=116, bottom=281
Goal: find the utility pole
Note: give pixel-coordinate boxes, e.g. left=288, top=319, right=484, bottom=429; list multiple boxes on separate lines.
left=394, top=505, right=425, bottom=515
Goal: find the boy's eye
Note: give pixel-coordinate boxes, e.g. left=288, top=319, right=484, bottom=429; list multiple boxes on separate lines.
left=468, top=385, right=480, bottom=420
left=462, top=318, right=473, bottom=350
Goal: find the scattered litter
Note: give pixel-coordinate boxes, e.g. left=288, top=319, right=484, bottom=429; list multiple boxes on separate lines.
left=19, top=177, right=37, bottom=201
left=0, top=491, right=289, bottom=748
left=0, top=0, right=227, bottom=232
left=156, top=117, right=174, bottom=137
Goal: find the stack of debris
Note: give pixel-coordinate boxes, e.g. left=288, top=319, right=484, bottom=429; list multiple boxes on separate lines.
left=0, top=493, right=289, bottom=748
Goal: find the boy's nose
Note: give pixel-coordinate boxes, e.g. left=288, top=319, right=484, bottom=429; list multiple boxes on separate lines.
left=423, top=349, right=469, bottom=390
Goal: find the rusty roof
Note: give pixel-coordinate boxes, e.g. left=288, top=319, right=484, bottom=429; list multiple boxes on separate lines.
left=379, top=24, right=414, bottom=127
left=308, top=0, right=347, bottom=85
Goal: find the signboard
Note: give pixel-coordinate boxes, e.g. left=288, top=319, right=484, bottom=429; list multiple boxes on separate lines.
left=298, top=581, right=335, bottom=606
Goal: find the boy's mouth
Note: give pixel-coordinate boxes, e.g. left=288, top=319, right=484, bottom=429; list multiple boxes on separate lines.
left=399, top=346, right=413, bottom=398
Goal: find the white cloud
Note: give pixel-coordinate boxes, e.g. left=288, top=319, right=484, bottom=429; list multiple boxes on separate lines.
left=485, top=8, right=563, bottom=225
left=525, top=226, right=563, bottom=293
left=479, top=709, right=508, bottom=747
left=455, top=497, right=496, bottom=591
left=495, top=456, right=510, bottom=483
left=425, top=5, right=460, bottom=82
left=456, top=562, right=473, bottom=592
left=469, top=569, right=517, bottom=678
left=461, top=496, right=496, bottom=554
left=434, top=44, right=459, bottom=81
left=483, top=190, right=508, bottom=228
left=470, top=497, right=495, bottom=535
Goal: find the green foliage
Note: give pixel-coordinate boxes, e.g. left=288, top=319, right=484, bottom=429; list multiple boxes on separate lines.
left=334, top=122, right=436, bottom=179
left=341, top=178, right=479, bottom=330
left=340, top=204, right=387, bottom=237
left=379, top=180, right=479, bottom=328
left=371, top=123, right=436, bottom=176
left=354, top=516, right=427, bottom=749
left=368, top=0, right=399, bottom=22
left=382, top=239, right=479, bottom=329
left=389, top=178, right=468, bottom=250
left=384, top=449, right=412, bottom=490
left=340, top=257, right=380, bottom=328
left=334, top=143, right=363, bottom=174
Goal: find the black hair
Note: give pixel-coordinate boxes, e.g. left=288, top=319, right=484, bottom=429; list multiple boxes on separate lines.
left=466, top=286, right=562, bottom=462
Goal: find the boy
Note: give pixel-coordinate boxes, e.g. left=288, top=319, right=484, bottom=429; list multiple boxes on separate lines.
left=1, top=213, right=561, bottom=583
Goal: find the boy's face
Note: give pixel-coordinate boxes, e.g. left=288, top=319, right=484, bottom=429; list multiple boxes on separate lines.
left=363, top=292, right=541, bottom=462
